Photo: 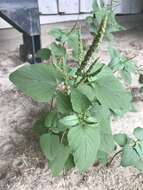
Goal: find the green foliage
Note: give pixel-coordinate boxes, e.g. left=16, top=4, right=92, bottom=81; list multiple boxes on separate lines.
left=36, top=48, right=51, bottom=61
left=68, top=125, right=100, bottom=172
left=9, top=64, right=63, bottom=102
left=59, top=114, right=79, bottom=127
left=86, top=0, right=123, bottom=39
left=71, top=88, right=91, bottom=113
left=40, top=134, right=70, bottom=176
left=51, top=43, right=66, bottom=57
left=114, top=133, right=128, bottom=147
left=92, top=67, right=132, bottom=113
left=108, top=46, right=135, bottom=84
left=113, top=127, right=143, bottom=172
left=9, top=0, right=141, bottom=176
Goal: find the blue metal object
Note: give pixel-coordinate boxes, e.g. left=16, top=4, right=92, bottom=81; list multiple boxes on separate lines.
left=0, top=0, right=41, bottom=63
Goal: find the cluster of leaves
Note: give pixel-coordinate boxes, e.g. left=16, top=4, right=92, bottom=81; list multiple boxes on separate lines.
left=9, top=0, right=141, bottom=176
left=86, top=0, right=136, bottom=84
left=86, top=0, right=123, bottom=40
left=108, top=46, right=136, bottom=84
left=114, top=128, right=143, bottom=171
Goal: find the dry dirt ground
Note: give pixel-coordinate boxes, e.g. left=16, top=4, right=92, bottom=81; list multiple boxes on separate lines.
left=0, top=26, right=143, bottom=190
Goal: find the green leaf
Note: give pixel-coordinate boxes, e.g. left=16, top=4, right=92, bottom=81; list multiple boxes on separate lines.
left=90, top=103, right=110, bottom=131
left=100, top=132, right=115, bottom=153
left=59, top=114, right=79, bottom=127
left=9, top=64, right=62, bottom=102
left=51, top=43, right=66, bottom=57
left=36, top=48, right=51, bottom=61
left=134, top=127, right=143, bottom=141
left=93, top=67, right=132, bottom=113
left=45, top=111, right=58, bottom=128
left=121, top=145, right=139, bottom=167
left=57, top=92, right=73, bottom=114
left=68, top=125, right=100, bottom=172
left=108, top=46, right=135, bottom=84
left=121, top=144, right=143, bottom=171
left=90, top=103, right=115, bottom=153
left=40, top=133, right=70, bottom=176
left=40, top=133, right=60, bottom=161
left=49, top=28, right=64, bottom=40
left=84, top=116, right=97, bottom=124
left=71, top=88, right=91, bottom=113
left=114, top=133, right=128, bottom=147
left=134, top=141, right=143, bottom=157
left=48, top=145, right=70, bottom=176
left=78, top=84, right=95, bottom=101
left=97, top=151, right=108, bottom=165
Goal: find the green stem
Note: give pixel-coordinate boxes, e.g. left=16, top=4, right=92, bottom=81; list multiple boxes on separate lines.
left=106, top=149, right=123, bottom=167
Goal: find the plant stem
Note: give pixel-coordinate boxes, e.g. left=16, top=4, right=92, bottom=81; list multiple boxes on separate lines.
left=106, top=150, right=123, bottom=167
left=49, top=97, right=54, bottom=112
left=60, top=130, right=67, bottom=143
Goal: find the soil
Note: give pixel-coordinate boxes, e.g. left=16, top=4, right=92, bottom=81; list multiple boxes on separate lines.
left=0, top=26, right=143, bottom=190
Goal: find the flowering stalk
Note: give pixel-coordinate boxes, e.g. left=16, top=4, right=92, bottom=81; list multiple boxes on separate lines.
left=77, top=15, right=108, bottom=76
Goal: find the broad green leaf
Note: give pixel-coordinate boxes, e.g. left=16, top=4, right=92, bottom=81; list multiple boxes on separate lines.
left=68, top=125, right=100, bottom=172
left=9, top=64, right=62, bottom=102
left=134, top=142, right=143, bottom=157
left=36, top=48, right=51, bottom=61
left=121, top=145, right=139, bottom=167
left=57, top=92, right=73, bottom=114
left=90, top=103, right=110, bottom=131
left=71, top=88, right=91, bottom=113
left=59, top=114, right=79, bottom=127
left=121, top=145, right=143, bottom=171
left=40, top=133, right=60, bottom=161
left=133, top=161, right=143, bottom=172
left=100, top=132, right=115, bottom=153
left=45, top=111, right=58, bottom=128
left=97, top=151, right=108, bottom=165
left=49, top=145, right=70, bottom=176
left=40, top=133, right=70, bottom=175
left=93, top=67, right=132, bottom=113
left=134, top=127, right=143, bottom=141
left=114, top=133, right=128, bottom=147
left=51, top=43, right=66, bottom=57
left=90, top=104, right=115, bottom=153
left=78, top=84, right=95, bottom=101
